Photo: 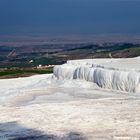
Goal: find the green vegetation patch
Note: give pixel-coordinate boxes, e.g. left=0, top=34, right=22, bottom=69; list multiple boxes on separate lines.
left=0, top=68, right=53, bottom=79
left=112, top=47, right=140, bottom=58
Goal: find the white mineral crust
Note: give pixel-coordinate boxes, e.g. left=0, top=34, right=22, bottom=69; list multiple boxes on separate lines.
left=0, top=57, right=140, bottom=140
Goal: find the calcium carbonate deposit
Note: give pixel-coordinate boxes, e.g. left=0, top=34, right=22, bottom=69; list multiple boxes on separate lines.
left=0, top=57, right=140, bottom=140
left=54, top=57, right=140, bottom=93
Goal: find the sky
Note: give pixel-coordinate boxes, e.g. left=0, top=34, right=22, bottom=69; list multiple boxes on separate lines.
left=0, top=0, right=140, bottom=35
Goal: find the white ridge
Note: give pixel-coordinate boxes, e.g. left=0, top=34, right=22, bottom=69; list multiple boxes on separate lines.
left=54, top=57, right=140, bottom=93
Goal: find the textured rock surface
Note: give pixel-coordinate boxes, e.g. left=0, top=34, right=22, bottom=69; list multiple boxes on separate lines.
left=0, top=57, right=140, bottom=140
left=54, top=57, right=140, bottom=93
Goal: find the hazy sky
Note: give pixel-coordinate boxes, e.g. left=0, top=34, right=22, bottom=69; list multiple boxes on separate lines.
left=0, top=0, right=140, bottom=35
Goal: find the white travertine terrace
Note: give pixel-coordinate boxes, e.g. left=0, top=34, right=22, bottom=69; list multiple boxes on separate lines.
left=54, top=57, right=140, bottom=93
left=1, top=57, right=140, bottom=139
